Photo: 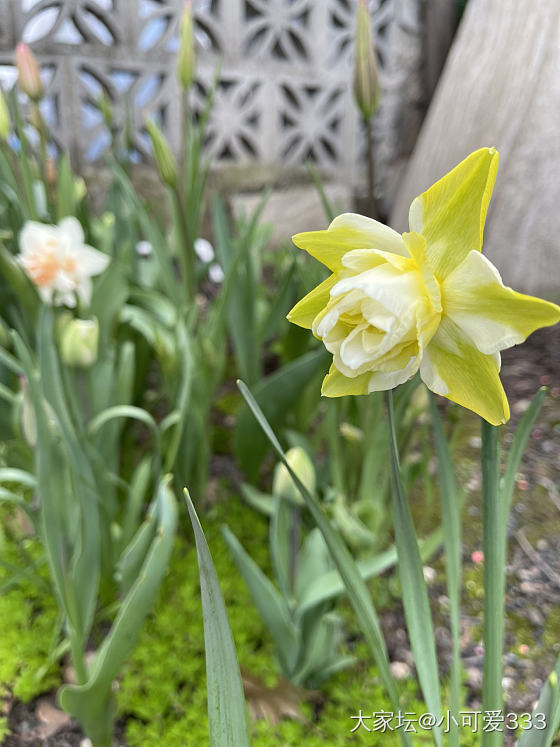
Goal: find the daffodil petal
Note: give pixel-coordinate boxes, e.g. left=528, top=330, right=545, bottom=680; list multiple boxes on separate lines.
left=75, top=245, right=110, bottom=276
left=287, top=274, right=338, bottom=329
left=409, top=147, right=499, bottom=281
left=322, top=363, right=371, bottom=396
left=443, top=250, right=560, bottom=355
left=420, top=317, right=509, bottom=425
left=321, top=359, right=416, bottom=397
left=292, top=213, right=407, bottom=271
left=402, top=231, right=442, bottom=313
left=59, top=216, right=85, bottom=245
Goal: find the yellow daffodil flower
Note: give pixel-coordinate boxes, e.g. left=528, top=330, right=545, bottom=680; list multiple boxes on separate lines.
left=287, top=148, right=560, bottom=425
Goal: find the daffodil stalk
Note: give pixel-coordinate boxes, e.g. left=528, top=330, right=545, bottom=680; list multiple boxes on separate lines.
left=354, top=0, right=380, bottom=219
left=481, top=420, right=505, bottom=746
left=287, top=148, right=560, bottom=739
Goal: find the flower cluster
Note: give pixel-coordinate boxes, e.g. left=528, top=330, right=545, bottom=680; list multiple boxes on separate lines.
left=288, top=148, right=560, bottom=425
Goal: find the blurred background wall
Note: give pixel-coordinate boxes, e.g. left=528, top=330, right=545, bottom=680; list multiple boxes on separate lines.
left=0, top=0, right=456, bottom=216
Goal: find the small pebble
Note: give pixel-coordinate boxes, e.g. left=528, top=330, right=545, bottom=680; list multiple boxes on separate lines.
left=423, top=566, right=437, bottom=584
left=502, top=676, right=515, bottom=691
left=467, top=667, right=483, bottom=690
left=390, top=661, right=411, bottom=680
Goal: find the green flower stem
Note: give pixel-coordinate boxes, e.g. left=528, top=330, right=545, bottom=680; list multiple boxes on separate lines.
left=171, top=187, right=196, bottom=303
left=326, top=399, right=345, bottom=495
left=365, top=117, right=378, bottom=220
left=481, top=419, right=505, bottom=747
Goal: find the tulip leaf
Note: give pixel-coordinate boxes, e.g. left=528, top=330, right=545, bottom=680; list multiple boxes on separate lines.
left=185, top=491, right=250, bottom=747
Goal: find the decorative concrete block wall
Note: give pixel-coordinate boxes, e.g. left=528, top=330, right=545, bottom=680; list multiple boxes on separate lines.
left=0, top=0, right=426, bottom=202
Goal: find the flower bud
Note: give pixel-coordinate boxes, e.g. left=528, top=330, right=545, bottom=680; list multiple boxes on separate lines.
left=353, top=0, right=380, bottom=120
left=272, top=447, right=315, bottom=506
left=15, top=42, right=44, bottom=101
left=0, top=90, right=10, bottom=140
left=60, top=318, right=99, bottom=368
left=177, top=1, right=196, bottom=92
left=145, top=119, right=177, bottom=188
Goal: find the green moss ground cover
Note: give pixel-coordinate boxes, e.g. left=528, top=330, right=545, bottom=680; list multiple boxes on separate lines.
left=1, top=497, right=431, bottom=745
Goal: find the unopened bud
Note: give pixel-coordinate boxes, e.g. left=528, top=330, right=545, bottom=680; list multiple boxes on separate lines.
left=74, top=176, right=86, bottom=203
left=15, top=42, right=44, bottom=101
left=272, top=447, right=315, bottom=506
left=0, top=90, right=10, bottom=140
left=340, top=422, right=363, bottom=443
left=45, top=157, right=56, bottom=187
left=177, top=1, right=196, bottom=92
left=353, top=0, right=380, bottom=120
left=145, top=119, right=177, bottom=188
left=60, top=318, right=99, bottom=368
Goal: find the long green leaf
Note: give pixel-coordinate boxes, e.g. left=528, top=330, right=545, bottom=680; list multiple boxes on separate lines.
left=237, top=380, right=410, bottom=747
left=222, top=524, right=299, bottom=676
left=387, top=391, right=442, bottom=747
left=429, top=394, right=461, bottom=747
left=185, top=491, right=250, bottom=747
left=234, top=348, right=330, bottom=480
left=296, top=522, right=447, bottom=621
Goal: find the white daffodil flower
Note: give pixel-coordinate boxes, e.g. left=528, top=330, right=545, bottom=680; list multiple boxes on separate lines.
left=17, top=217, right=110, bottom=308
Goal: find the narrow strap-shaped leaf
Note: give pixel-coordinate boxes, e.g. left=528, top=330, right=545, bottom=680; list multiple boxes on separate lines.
left=0, top=468, right=37, bottom=487
left=387, top=390, right=442, bottom=747
left=88, top=404, right=158, bottom=439
left=502, top=387, right=546, bottom=521
left=296, top=520, right=448, bottom=621
left=222, top=524, right=299, bottom=676
left=186, top=491, right=250, bottom=747
left=518, top=659, right=560, bottom=747
left=237, top=380, right=411, bottom=747
left=429, top=394, right=461, bottom=747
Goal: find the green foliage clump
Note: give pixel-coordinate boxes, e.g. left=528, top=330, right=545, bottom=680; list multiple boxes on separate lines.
left=119, top=497, right=424, bottom=746
left=0, top=536, right=59, bottom=702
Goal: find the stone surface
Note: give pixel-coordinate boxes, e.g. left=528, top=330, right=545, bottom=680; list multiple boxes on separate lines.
left=390, top=0, right=560, bottom=297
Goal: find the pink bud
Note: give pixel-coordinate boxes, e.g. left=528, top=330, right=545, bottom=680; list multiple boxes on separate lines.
left=15, top=42, right=44, bottom=100
left=471, top=550, right=484, bottom=565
